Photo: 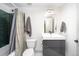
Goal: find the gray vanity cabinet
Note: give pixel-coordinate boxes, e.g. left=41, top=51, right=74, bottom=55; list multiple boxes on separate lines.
left=43, top=40, right=65, bottom=56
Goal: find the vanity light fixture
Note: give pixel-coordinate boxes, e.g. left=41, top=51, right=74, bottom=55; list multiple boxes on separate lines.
left=45, top=9, right=55, bottom=18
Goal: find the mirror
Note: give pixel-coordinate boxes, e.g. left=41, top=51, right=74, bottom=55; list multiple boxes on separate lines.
left=44, top=9, right=55, bottom=33
left=44, top=17, right=54, bottom=33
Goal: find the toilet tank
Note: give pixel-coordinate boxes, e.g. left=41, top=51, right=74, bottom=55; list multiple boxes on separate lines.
left=26, top=39, right=37, bottom=48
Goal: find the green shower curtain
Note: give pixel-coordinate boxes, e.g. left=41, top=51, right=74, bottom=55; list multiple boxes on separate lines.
left=0, top=9, right=13, bottom=48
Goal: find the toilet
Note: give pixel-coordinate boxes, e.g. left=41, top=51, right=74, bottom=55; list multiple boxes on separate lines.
left=23, top=39, right=37, bottom=56
left=23, top=48, right=34, bottom=56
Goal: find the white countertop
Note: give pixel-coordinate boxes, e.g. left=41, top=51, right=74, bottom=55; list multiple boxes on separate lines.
left=42, top=33, right=66, bottom=40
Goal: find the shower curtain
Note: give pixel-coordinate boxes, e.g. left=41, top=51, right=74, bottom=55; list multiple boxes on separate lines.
left=9, top=10, right=16, bottom=54
left=16, top=9, right=27, bottom=56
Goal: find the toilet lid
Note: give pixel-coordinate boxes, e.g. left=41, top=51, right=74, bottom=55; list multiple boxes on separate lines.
left=23, top=48, right=34, bottom=56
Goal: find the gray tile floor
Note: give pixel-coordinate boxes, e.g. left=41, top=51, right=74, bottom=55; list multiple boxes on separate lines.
left=34, top=51, right=43, bottom=56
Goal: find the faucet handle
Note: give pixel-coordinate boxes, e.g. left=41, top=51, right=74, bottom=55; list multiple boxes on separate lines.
left=49, top=31, right=52, bottom=34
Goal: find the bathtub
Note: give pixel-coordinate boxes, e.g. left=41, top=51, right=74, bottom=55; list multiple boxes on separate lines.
left=0, top=44, right=10, bottom=56
left=8, top=48, right=34, bottom=56
left=8, top=51, right=15, bottom=56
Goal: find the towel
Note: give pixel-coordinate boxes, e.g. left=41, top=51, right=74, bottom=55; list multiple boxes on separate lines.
left=60, top=21, right=66, bottom=32
left=25, top=16, right=32, bottom=37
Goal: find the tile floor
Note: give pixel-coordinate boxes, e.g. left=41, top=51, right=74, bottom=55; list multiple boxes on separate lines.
left=34, top=51, right=43, bottom=56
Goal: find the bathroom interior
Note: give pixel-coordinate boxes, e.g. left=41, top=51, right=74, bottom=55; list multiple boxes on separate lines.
left=0, top=3, right=79, bottom=56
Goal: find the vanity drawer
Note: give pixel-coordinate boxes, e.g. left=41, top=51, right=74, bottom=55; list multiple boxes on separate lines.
left=43, top=40, right=65, bottom=56
left=43, top=47, right=65, bottom=56
left=43, top=40, right=65, bottom=48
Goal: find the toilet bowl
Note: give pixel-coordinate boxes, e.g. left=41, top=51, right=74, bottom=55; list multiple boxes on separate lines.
left=23, top=48, right=34, bottom=56
left=23, top=39, right=37, bottom=56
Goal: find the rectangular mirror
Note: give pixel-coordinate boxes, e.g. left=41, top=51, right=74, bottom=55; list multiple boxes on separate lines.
left=44, top=9, right=55, bottom=33
left=44, top=17, right=54, bottom=33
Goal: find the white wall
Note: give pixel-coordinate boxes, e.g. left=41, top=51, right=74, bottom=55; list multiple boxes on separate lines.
left=60, top=4, right=77, bottom=56
left=19, top=7, right=45, bottom=51
left=0, top=4, right=13, bottom=56
left=76, top=4, right=79, bottom=56
left=19, top=6, right=61, bottom=51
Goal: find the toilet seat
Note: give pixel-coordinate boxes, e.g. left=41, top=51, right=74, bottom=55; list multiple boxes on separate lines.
left=23, top=48, right=34, bottom=56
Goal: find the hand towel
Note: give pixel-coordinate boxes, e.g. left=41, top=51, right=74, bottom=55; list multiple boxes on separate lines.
left=25, top=16, right=32, bottom=37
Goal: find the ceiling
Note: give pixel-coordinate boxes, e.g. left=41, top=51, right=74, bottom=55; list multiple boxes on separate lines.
left=4, top=3, right=65, bottom=8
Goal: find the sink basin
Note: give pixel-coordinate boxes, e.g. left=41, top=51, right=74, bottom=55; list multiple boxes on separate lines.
left=42, top=33, right=66, bottom=40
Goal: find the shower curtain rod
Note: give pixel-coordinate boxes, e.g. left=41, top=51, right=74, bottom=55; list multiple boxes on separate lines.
left=10, top=3, right=18, bottom=13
